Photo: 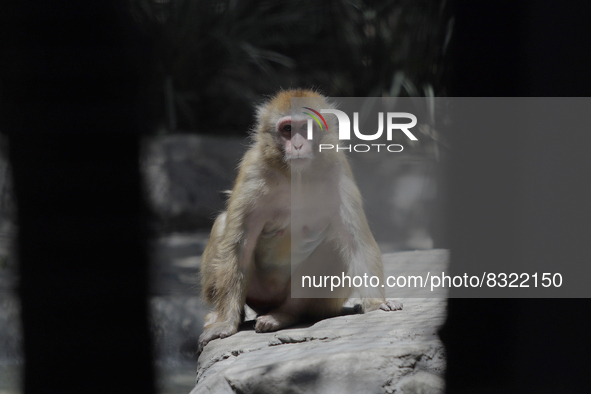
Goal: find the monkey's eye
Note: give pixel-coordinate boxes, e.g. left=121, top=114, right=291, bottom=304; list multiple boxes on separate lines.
left=280, top=124, right=292, bottom=139
left=277, top=118, right=292, bottom=139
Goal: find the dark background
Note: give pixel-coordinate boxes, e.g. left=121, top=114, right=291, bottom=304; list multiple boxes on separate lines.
left=1, top=0, right=590, bottom=393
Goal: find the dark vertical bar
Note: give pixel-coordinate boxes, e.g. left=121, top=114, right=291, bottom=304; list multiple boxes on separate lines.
left=442, top=1, right=591, bottom=392
left=442, top=2, right=526, bottom=391
left=1, top=2, right=155, bottom=393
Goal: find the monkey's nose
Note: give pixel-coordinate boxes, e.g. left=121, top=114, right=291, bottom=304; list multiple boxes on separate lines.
left=294, top=143, right=303, bottom=150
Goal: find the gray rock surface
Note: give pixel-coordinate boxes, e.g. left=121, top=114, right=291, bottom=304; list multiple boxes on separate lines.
left=192, top=250, right=448, bottom=394
left=141, top=134, right=246, bottom=232
left=0, top=296, right=21, bottom=394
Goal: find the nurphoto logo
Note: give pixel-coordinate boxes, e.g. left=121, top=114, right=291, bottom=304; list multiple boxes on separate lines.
left=302, top=107, right=418, bottom=153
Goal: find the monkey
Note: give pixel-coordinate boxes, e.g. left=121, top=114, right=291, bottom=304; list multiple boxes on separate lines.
left=198, top=89, right=402, bottom=351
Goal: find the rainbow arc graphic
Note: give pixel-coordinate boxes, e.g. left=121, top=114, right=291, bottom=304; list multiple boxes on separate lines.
left=302, top=107, right=328, bottom=131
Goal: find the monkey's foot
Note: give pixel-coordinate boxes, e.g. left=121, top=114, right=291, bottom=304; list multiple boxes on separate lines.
left=379, top=299, right=403, bottom=311
left=198, top=321, right=238, bottom=352
left=255, top=313, right=297, bottom=333
left=363, top=298, right=403, bottom=312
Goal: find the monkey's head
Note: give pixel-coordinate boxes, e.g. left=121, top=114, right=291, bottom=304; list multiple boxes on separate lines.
left=254, top=89, right=339, bottom=173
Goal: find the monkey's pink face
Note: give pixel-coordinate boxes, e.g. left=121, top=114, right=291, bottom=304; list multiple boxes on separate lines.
left=276, top=116, right=315, bottom=166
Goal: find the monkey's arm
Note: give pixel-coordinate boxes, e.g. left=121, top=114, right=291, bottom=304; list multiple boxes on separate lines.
left=198, top=176, right=268, bottom=350
left=332, top=169, right=403, bottom=312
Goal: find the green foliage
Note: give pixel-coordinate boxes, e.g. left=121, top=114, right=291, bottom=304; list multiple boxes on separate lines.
left=129, top=0, right=452, bottom=134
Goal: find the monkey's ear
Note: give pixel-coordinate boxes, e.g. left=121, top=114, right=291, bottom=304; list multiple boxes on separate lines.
left=254, top=103, right=265, bottom=122
left=252, top=105, right=274, bottom=136
left=254, top=98, right=272, bottom=125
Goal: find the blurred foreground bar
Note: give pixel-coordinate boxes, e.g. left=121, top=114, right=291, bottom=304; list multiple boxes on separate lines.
left=443, top=1, right=591, bottom=393
left=0, top=2, right=155, bottom=393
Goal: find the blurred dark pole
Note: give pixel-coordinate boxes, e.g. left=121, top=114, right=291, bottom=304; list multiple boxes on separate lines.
left=443, top=1, right=591, bottom=393
left=0, top=2, right=155, bottom=394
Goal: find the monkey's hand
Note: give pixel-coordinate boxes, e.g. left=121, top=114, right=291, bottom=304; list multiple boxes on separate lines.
left=198, top=321, right=238, bottom=352
left=379, top=299, right=403, bottom=311
left=363, top=298, right=403, bottom=312
left=255, top=312, right=298, bottom=333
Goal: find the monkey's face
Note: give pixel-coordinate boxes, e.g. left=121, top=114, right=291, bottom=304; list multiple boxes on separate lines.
left=255, top=90, right=339, bottom=172
left=275, top=115, right=316, bottom=170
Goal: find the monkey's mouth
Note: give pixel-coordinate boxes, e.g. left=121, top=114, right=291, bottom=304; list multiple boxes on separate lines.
left=289, top=155, right=313, bottom=163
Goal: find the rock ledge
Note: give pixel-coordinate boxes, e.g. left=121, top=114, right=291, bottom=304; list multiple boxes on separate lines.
left=191, top=250, right=448, bottom=394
